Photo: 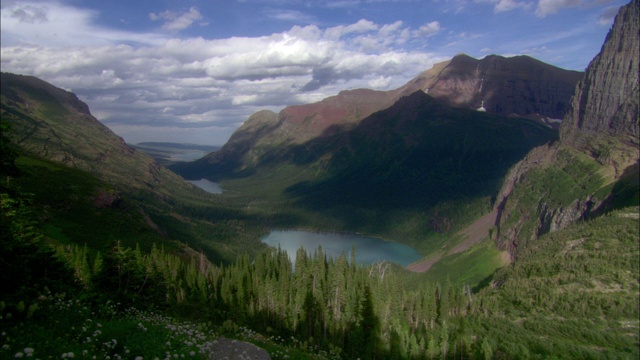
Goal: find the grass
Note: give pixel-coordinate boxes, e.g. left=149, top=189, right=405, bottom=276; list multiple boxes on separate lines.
left=0, top=292, right=217, bottom=359
left=420, top=237, right=507, bottom=288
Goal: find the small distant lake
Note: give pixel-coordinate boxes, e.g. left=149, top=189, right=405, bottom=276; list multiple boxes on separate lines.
left=188, top=178, right=223, bottom=194
left=169, top=151, right=208, bottom=162
left=261, top=230, right=422, bottom=267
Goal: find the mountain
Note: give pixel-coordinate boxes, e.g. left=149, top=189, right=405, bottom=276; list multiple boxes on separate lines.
left=1, top=4, right=638, bottom=358
left=401, top=54, right=583, bottom=123
left=0, top=72, right=193, bottom=196
left=284, top=91, right=556, bottom=209
left=560, top=0, right=639, bottom=146
left=171, top=53, right=580, bottom=179
left=173, top=91, right=557, bottom=260
left=0, top=72, right=258, bottom=264
left=492, top=0, right=639, bottom=256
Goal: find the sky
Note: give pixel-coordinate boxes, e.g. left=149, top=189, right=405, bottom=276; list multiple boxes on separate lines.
left=1, top=0, right=628, bottom=145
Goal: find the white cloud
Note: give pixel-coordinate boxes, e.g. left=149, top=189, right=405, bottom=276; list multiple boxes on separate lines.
left=1, top=9, right=445, bottom=144
left=324, top=19, right=379, bottom=40
left=149, top=7, right=203, bottom=31
left=1, top=1, right=166, bottom=47
left=493, top=0, right=531, bottom=12
left=413, top=21, right=441, bottom=37
left=535, top=0, right=582, bottom=17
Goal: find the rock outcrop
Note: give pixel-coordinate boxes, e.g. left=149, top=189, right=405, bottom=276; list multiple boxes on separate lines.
left=493, top=0, right=640, bottom=257
left=561, top=0, right=639, bottom=145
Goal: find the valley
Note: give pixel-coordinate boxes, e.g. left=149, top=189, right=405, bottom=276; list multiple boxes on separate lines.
left=132, top=142, right=221, bottom=166
left=1, top=1, right=639, bottom=358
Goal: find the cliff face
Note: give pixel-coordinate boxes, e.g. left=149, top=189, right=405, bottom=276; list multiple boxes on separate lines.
left=493, top=0, right=640, bottom=256
left=561, top=0, right=639, bottom=145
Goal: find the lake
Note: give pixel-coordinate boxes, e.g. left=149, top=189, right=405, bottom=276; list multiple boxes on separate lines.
left=187, top=178, right=223, bottom=194
left=261, top=230, right=422, bottom=267
left=168, top=150, right=208, bottom=162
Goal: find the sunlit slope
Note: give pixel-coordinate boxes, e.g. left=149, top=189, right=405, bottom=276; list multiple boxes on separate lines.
left=0, top=72, right=194, bottom=197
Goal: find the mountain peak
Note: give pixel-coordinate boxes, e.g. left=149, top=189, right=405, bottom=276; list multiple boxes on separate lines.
left=405, top=54, right=583, bottom=122
left=1, top=72, right=91, bottom=116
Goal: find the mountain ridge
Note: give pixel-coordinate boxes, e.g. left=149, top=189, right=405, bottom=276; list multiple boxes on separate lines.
left=174, top=53, right=581, bottom=179
left=0, top=72, right=195, bottom=197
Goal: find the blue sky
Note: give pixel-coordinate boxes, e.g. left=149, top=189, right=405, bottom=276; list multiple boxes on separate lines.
left=1, top=0, right=628, bottom=145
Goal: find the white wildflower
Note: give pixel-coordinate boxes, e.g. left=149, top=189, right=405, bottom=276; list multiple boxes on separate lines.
left=15, top=352, right=24, bottom=358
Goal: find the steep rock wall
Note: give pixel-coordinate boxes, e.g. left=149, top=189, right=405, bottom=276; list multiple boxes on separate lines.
left=561, top=0, right=639, bottom=145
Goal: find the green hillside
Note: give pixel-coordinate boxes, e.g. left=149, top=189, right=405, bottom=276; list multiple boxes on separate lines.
left=173, top=92, right=557, bottom=257
left=3, top=148, right=637, bottom=358
left=1, top=79, right=638, bottom=359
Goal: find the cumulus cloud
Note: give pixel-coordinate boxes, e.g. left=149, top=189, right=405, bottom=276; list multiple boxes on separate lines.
left=1, top=1, right=166, bottom=47
left=149, top=7, right=203, bottom=31
left=1, top=4, right=445, bottom=144
left=413, top=21, right=441, bottom=37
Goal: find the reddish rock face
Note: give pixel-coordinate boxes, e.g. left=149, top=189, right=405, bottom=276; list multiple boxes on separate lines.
left=277, top=88, right=400, bottom=143
left=404, top=54, right=583, bottom=122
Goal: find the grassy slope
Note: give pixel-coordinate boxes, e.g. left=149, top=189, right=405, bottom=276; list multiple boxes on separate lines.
left=7, top=154, right=273, bottom=265
left=475, top=206, right=639, bottom=358
left=497, top=141, right=639, bottom=253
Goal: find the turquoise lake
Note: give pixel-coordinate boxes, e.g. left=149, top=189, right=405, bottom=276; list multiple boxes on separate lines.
left=261, top=230, right=422, bottom=267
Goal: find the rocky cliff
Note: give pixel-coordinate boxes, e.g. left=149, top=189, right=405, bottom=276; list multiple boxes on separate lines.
left=493, top=0, right=640, bottom=256
left=561, top=0, right=639, bottom=146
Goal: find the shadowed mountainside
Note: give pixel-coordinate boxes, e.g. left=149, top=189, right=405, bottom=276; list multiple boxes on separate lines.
left=171, top=53, right=580, bottom=179
left=282, top=91, right=557, bottom=210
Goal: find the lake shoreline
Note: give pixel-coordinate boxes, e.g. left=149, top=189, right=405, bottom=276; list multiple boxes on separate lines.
left=261, top=229, right=422, bottom=268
